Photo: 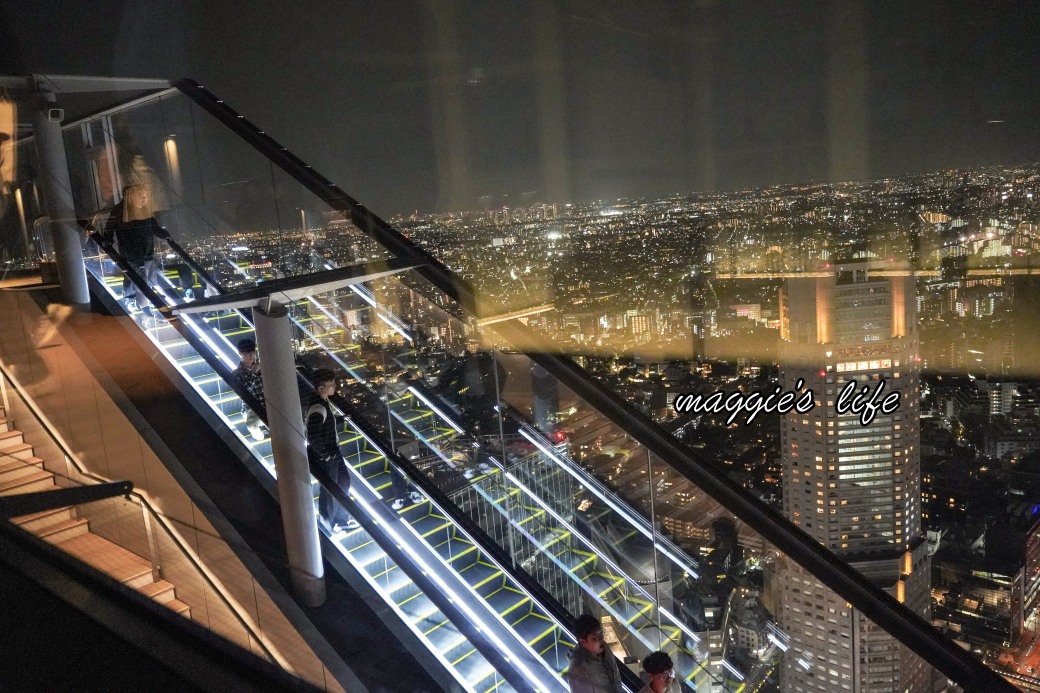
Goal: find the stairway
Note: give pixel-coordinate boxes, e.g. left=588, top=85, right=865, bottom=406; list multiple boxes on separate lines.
left=0, top=406, right=191, bottom=618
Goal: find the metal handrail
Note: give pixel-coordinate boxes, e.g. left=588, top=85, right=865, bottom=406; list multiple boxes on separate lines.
left=0, top=355, right=283, bottom=667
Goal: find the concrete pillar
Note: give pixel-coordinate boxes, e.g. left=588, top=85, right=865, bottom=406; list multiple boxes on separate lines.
left=31, top=91, right=89, bottom=306
left=253, top=298, right=326, bottom=607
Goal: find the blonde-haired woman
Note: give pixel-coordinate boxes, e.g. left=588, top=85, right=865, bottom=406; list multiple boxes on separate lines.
left=102, top=182, right=169, bottom=312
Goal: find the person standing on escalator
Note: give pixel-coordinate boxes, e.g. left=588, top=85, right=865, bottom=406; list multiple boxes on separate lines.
left=567, top=614, right=623, bottom=693
left=231, top=338, right=266, bottom=442
left=638, top=651, right=677, bottom=693
left=306, top=369, right=358, bottom=534
left=101, top=182, right=169, bottom=312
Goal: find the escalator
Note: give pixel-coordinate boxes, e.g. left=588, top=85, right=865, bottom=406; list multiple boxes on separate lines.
left=83, top=247, right=546, bottom=692
left=280, top=286, right=750, bottom=688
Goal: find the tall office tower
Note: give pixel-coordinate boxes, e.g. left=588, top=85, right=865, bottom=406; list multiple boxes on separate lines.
left=776, top=260, right=930, bottom=693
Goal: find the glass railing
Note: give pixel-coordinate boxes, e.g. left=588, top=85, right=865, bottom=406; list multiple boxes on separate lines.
left=22, top=79, right=1020, bottom=692
left=57, top=87, right=393, bottom=298
left=9, top=136, right=46, bottom=269
left=285, top=274, right=741, bottom=689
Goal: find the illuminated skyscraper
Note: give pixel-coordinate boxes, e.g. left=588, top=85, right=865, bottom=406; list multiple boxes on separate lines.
left=777, top=260, right=930, bottom=693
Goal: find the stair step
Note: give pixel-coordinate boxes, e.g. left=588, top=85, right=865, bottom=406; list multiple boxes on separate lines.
left=165, top=598, right=191, bottom=617
left=0, top=456, right=44, bottom=481
left=0, top=469, right=55, bottom=495
left=55, top=532, right=154, bottom=588
left=12, top=505, right=74, bottom=532
left=0, top=416, right=11, bottom=432
left=0, top=429, right=24, bottom=449
left=35, top=516, right=90, bottom=542
left=138, top=579, right=177, bottom=604
left=0, top=442, right=36, bottom=461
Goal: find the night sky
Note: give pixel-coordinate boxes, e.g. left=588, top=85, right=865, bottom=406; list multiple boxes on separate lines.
left=1, top=0, right=1039, bottom=216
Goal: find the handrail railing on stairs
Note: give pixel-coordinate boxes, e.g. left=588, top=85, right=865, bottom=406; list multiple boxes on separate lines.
left=0, top=354, right=284, bottom=668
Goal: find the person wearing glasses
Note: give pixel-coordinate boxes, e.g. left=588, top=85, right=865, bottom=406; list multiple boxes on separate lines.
left=567, top=614, right=623, bottom=693
left=639, top=651, right=677, bottom=692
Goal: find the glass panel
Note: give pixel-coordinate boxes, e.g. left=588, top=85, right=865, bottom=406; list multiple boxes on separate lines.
left=7, top=136, right=44, bottom=267
left=58, top=91, right=395, bottom=301
left=36, top=81, right=1018, bottom=689
left=277, top=263, right=963, bottom=690
left=492, top=325, right=952, bottom=691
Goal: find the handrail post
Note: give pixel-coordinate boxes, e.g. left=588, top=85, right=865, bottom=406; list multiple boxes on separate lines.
left=0, top=367, right=9, bottom=416
left=141, top=500, right=163, bottom=582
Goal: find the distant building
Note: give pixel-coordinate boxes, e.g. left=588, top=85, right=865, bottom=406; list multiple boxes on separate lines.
left=985, top=429, right=1040, bottom=460
left=1023, top=515, right=1040, bottom=625
left=932, top=517, right=1033, bottom=647
left=776, top=260, right=930, bottom=693
left=729, top=591, right=771, bottom=654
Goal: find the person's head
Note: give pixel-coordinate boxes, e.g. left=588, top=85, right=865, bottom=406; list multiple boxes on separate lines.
left=642, top=651, right=674, bottom=690
left=313, top=368, right=337, bottom=399
left=121, top=183, right=153, bottom=221
left=237, top=338, right=257, bottom=367
left=574, top=614, right=605, bottom=656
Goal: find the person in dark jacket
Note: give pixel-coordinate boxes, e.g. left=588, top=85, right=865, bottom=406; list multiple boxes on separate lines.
left=306, top=369, right=357, bottom=534
left=231, top=338, right=265, bottom=441
left=102, top=182, right=169, bottom=307
left=567, top=614, right=623, bottom=693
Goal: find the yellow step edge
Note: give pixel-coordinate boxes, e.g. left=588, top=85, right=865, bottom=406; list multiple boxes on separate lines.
left=397, top=591, right=425, bottom=608
left=469, top=569, right=505, bottom=590
left=526, top=623, right=559, bottom=648
left=422, top=618, right=452, bottom=638
left=596, top=575, right=625, bottom=598
left=449, top=645, right=478, bottom=667
left=445, top=543, right=478, bottom=563
left=420, top=520, right=451, bottom=538
left=626, top=602, right=654, bottom=625
left=499, top=595, right=533, bottom=619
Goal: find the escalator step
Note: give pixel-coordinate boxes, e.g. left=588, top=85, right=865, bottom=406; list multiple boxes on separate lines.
left=459, top=562, right=504, bottom=592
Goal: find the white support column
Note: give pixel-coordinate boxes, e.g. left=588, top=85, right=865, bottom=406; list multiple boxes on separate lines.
left=31, top=91, right=89, bottom=306
left=253, top=298, right=326, bottom=607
